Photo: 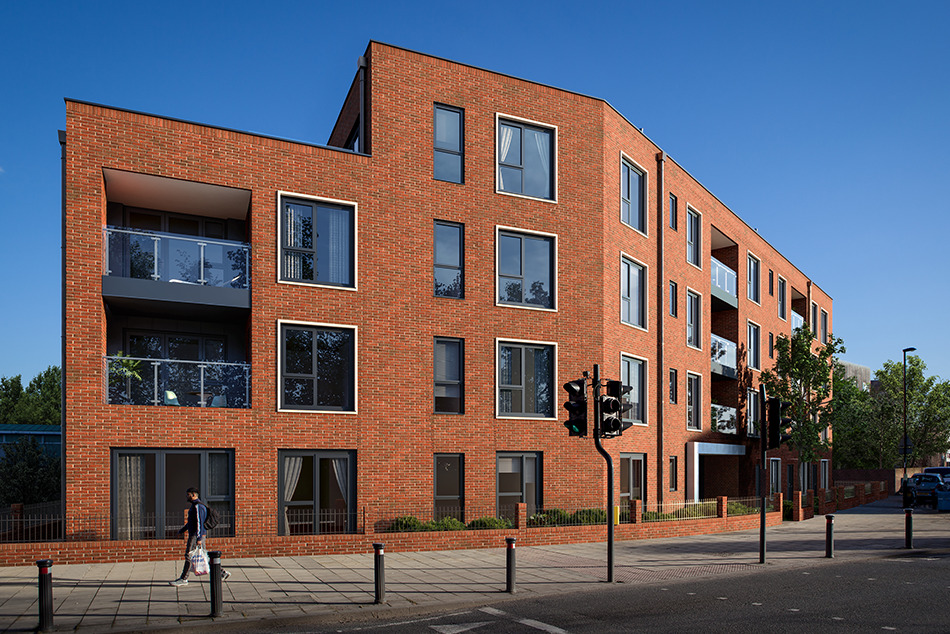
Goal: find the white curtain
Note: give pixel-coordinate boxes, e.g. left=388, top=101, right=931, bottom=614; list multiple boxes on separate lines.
left=498, top=125, right=514, bottom=190
left=533, top=131, right=550, bottom=185
left=116, top=454, right=145, bottom=540
left=325, top=207, right=351, bottom=285
left=331, top=458, right=348, bottom=511
left=282, top=456, right=304, bottom=533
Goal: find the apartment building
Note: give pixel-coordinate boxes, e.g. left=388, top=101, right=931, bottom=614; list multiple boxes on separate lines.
left=61, top=41, right=832, bottom=552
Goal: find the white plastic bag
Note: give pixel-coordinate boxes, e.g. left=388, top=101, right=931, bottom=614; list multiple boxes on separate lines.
left=189, top=545, right=210, bottom=576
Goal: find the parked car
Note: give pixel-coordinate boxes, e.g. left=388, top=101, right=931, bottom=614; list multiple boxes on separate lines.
left=923, top=466, right=950, bottom=485
left=908, top=473, right=945, bottom=507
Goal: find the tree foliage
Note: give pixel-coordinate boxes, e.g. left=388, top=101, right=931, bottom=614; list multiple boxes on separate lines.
left=759, top=325, right=844, bottom=463
left=0, top=366, right=61, bottom=425
left=0, top=436, right=61, bottom=505
left=824, top=364, right=893, bottom=469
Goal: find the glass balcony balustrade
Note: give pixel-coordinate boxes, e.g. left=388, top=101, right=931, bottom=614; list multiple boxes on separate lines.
left=710, top=257, right=737, bottom=298
left=712, top=404, right=737, bottom=434
left=104, top=226, right=250, bottom=288
left=791, top=311, right=804, bottom=331
left=106, top=356, right=250, bottom=408
left=711, top=334, right=737, bottom=374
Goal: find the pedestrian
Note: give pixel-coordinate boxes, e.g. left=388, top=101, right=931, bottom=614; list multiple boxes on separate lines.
left=169, top=487, right=230, bottom=586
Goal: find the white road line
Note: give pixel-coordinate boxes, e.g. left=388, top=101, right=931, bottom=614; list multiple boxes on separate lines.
left=518, top=618, right=569, bottom=634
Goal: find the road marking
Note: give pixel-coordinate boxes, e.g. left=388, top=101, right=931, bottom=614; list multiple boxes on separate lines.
left=518, top=618, right=568, bottom=634
left=882, top=627, right=897, bottom=631
left=431, top=623, right=492, bottom=634
left=832, top=617, right=844, bottom=621
left=788, top=609, right=800, bottom=612
left=717, top=597, right=728, bottom=601
left=752, top=602, right=762, bottom=606
left=479, top=607, right=506, bottom=617
left=687, top=592, right=696, bottom=595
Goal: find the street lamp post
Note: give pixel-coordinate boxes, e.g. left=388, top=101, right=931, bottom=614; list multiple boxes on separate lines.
left=902, top=347, right=917, bottom=486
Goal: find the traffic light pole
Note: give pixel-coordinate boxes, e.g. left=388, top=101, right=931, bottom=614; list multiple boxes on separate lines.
left=758, top=384, right=767, bottom=564
left=592, top=364, right=614, bottom=582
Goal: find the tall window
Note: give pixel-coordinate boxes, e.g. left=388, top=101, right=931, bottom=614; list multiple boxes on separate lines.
left=820, top=459, right=830, bottom=490
left=747, top=254, right=760, bottom=303
left=669, top=456, right=678, bottom=491
left=280, top=196, right=354, bottom=287
left=621, top=158, right=645, bottom=232
left=497, top=453, right=541, bottom=519
left=821, top=309, right=829, bottom=344
left=112, top=449, right=234, bottom=541
left=669, top=281, right=678, bottom=317
left=768, top=269, right=774, bottom=296
left=769, top=332, right=774, bottom=358
left=498, top=230, right=555, bottom=309
left=769, top=458, right=782, bottom=494
left=434, top=105, right=463, bottom=183
left=747, top=388, right=760, bottom=437
left=686, top=290, right=701, bottom=348
left=669, top=368, right=678, bottom=404
left=669, top=193, right=678, bottom=230
left=498, top=341, right=554, bottom=417
left=434, top=454, right=464, bottom=520
left=811, top=303, right=819, bottom=339
left=621, top=355, right=645, bottom=425
left=748, top=321, right=760, bottom=370
left=687, top=373, right=701, bottom=431
left=497, top=118, right=555, bottom=200
left=278, top=450, right=355, bottom=535
left=434, top=221, right=463, bottom=298
left=621, top=453, right=646, bottom=503
left=434, top=338, right=463, bottom=414
left=621, top=256, right=646, bottom=328
left=280, top=323, right=355, bottom=411
left=777, top=277, right=787, bottom=320
left=686, top=208, right=701, bottom=266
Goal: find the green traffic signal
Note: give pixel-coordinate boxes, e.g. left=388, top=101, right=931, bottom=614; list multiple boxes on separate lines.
left=563, top=379, right=588, bottom=437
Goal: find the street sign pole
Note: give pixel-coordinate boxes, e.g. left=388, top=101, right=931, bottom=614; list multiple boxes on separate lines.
left=758, top=384, right=767, bottom=564
left=591, top=363, right=614, bottom=582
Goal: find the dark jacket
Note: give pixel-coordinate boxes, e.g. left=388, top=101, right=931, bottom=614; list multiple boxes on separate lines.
left=179, top=499, right=208, bottom=541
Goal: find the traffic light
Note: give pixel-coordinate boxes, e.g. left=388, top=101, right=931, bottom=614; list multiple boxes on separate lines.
left=600, top=380, right=633, bottom=438
left=563, top=379, right=588, bottom=437
left=767, top=398, right=793, bottom=449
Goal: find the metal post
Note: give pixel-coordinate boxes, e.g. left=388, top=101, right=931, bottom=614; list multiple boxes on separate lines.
left=198, top=242, right=207, bottom=285
left=373, top=543, right=385, bottom=604
left=825, top=515, right=835, bottom=558
left=591, top=364, right=614, bottom=582
left=904, top=508, right=914, bottom=549
left=505, top=537, right=516, bottom=593
left=208, top=551, right=222, bottom=617
left=758, top=385, right=767, bottom=564
left=36, top=558, right=53, bottom=632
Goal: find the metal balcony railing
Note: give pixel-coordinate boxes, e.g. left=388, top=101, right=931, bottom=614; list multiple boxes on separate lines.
left=711, top=333, right=737, bottom=371
left=791, top=311, right=804, bottom=331
left=710, top=257, right=737, bottom=297
left=104, top=226, right=250, bottom=288
left=712, top=404, right=737, bottom=433
left=105, top=356, right=250, bottom=408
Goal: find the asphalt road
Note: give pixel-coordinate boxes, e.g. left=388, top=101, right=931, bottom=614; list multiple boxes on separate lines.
left=251, top=549, right=949, bottom=633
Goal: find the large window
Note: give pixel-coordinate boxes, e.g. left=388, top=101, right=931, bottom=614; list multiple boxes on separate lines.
left=621, top=256, right=646, bottom=328
left=280, top=195, right=354, bottom=287
left=278, top=450, right=355, bottom=535
left=434, top=221, right=463, bottom=298
left=748, top=321, right=761, bottom=370
left=747, top=254, right=760, bottom=303
left=747, top=388, right=760, bottom=437
left=435, top=454, right=464, bottom=520
left=621, top=355, right=646, bottom=425
left=434, top=337, right=463, bottom=414
left=434, top=104, right=464, bottom=183
left=686, top=290, right=701, bottom=349
left=280, top=322, right=355, bottom=411
left=496, top=453, right=541, bottom=519
left=497, top=118, right=555, bottom=200
left=687, top=373, right=701, bottom=431
left=112, top=449, right=234, bottom=540
left=621, top=158, right=646, bottom=232
left=620, top=453, right=646, bottom=504
left=498, top=341, right=555, bottom=418
left=686, top=208, right=701, bottom=266
left=497, top=229, right=555, bottom=309
left=777, top=276, right=787, bottom=320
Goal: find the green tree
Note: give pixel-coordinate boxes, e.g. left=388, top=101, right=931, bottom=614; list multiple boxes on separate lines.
left=0, top=374, right=24, bottom=425
left=760, top=325, right=844, bottom=463
left=12, top=366, right=61, bottom=425
left=0, top=436, right=61, bottom=505
left=824, top=364, right=895, bottom=469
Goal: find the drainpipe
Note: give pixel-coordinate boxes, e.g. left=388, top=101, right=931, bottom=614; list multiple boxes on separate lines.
left=656, top=151, right=666, bottom=503
left=357, top=56, right=367, bottom=153
left=58, top=129, right=66, bottom=520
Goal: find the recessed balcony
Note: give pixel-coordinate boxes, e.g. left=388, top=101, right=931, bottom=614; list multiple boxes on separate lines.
left=711, top=334, right=737, bottom=380
left=710, top=257, right=738, bottom=310
left=105, top=356, right=250, bottom=408
left=712, top=404, right=737, bottom=434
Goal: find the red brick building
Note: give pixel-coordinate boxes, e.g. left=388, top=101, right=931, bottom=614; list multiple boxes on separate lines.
left=61, top=41, right=833, bottom=551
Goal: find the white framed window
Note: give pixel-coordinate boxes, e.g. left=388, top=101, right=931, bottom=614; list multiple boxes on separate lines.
left=821, top=309, right=829, bottom=344
left=621, top=353, right=647, bottom=425
left=747, top=253, right=760, bottom=303
left=769, top=458, right=782, bottom=494
left=777, top=276, right=787, bottom=320
left=686, top=372, right=701, bottom=431
left=621, top=254, right=647, bottom=329
left=686, top=207, right=701, bottom=267
left=686, top=289, right=702, bottom=349
left=496, top=114, right=557, bottom=202
left=496, top=338, right=557, bottom=419
left=811, top=302, right=819, bottom=339
left=748, top=321, right=761, bottom=370
left=620, top=154, right=647, bottom=233
left=747, top=388, right=760, bottom=437
left=496, top=226, right=557, bottom=311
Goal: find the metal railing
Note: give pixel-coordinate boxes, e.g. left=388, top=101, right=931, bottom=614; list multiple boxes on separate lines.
left=726, top=496, right=772, bottom=516
left=104, top=226, right=250, bottom=288
left=710, top=257, right=737, bottom=297
left=712, top=404, right=737, bottom=434
left=281, top=507, right=359, bottom=536
left=0, top=513, right=63, bottom=543
left=711, top=333, right=737, bottom=371
left=375, top=505, right=516, bottom=533
left=105, top=355, right=251, bottom=408
left=791, top=311, right=804, bottom=330
left=642, top=498, right=719, bottom=522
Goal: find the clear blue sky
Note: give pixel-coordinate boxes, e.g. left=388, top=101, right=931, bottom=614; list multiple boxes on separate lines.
left=1, top=0, right=947, bottom=382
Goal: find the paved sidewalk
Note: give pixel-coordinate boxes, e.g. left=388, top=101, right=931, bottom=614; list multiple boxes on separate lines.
left=1, top=497, right=946, bottom=632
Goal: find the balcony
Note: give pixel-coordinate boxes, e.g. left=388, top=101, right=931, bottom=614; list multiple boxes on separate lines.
left=105, top=356, right=250, bottom=408
left=711, top=334, right=737, bottom=380
left=710, top=257, right=738, bottom=310
left=712, top=404, right=737, bottom=434
left=791, top=310, right=804, bottom=331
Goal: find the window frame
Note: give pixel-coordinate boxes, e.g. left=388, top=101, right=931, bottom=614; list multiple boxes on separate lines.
left=434, top=337, right=464, bottom=414
left=811, top=302, right=819, bottom=339
left=277, top=449, right=356, bottom=536
left=768, top=269, right=774, bottom=296
left=620, top=153, right=648, bottom=234
left=669, top=280, right=678, bottom=317
left=433, top=104, right=464, bottom=184
left=434, top=220, right=464, bottom=299
left=669, top=368, right=678, bottom=404
left=495, top=226, right=557, bottom=311
left=620, top=252, right=647, bottom=330
left=747, top=253, right=761, bottom=304
left=686, top=288, right=702, bottom=350
left=777, top=276, right=787, bottom=321
left=769, top=458, right=782, bottom=494
left=686, top=372, right=702, bottom=431
left=496, top=338, right=557, bottom=420
left=495, top=114, right=558, bottom=202
left=669, top=455, right=678, bottom=491
left=277, top=320, right=357, bottom=413
left=821, top=309, right=829, bottom=344
left=669, top=193, right=678, bottom=230
left=434, top=453, right=464, bottom=520
left=496, top=452, right=542, bottom=518
left=686, top=207, right=702, bottom=268
left=747, top=388, right=760, bottom=437
left=277, top=191, right=357, bottom=290
left=748, top=320, right=761, bottom=370
left=621, top=353, right=647, bottom=426
left=769, top=332, right=775, bottom=359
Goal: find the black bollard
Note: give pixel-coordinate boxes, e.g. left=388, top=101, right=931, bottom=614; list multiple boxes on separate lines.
left=505, top=537, right=516, bottom=593
left=904, top=508, right=914, bottom=549
left=208, top=551, right=222, bottom=617
left=36, top=558, right=53, bottom=632
left=825, top=515, right=835, bottom=558
left=373, top=543, right=385, bottom=604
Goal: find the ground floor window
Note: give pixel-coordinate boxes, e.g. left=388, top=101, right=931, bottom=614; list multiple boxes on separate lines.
left=434, top=454, right=464, bottom=520
left=820, top=459, right=830, bottom=489
left=769, top=458, right=782, bottom=495
left=669, top=455, right=678, bottom=491
left=112, top=448, right=234, bottom=540
left=620, top=453, right=646, bottom=504
left=278, top=450, right=356, bottom=535
left=496, top=452, right=541, bottom=520
left=799, top=461, right=813, bottom=492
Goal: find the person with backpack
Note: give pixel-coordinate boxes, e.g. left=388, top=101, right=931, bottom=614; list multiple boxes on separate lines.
left=169, top=487, right=230, bottom=586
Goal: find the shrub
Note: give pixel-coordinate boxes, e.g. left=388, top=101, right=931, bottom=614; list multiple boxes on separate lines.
left=642, top=510, right=675, bottom=522
left=528, top=508, right=572, bottom=527
left=727, top=501, right=757, bottom=516
left=466, top=516, right=513, bottom=530
left=782, top=500, right=794, bottom=520
left=572, top=508, right=608, bottom=525
left=388, top=515, right=425, bottom=532
left=427, top=516, right=465, bottom=531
